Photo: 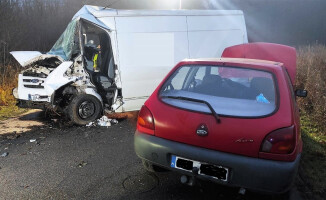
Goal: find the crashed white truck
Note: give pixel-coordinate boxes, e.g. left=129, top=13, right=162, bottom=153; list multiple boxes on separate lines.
left=11, top=5, right=248, bottom=125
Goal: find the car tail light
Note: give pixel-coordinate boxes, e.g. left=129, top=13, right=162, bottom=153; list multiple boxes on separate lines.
left=137, top=105, right=155, bottom=135
left=260, top=126, right=295, bottom=154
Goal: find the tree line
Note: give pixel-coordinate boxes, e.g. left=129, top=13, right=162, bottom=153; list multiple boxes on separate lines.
left=1, top=0, right=326, bottom=69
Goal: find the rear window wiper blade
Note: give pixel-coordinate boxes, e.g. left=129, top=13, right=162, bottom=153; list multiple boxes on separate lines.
left=162, top=96, right=221, bottom=123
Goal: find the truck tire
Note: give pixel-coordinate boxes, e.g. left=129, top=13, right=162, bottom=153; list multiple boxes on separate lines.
left=67, top=94, right=102, bottom=125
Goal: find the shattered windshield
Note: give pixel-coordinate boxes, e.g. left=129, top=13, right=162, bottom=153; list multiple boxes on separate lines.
left=160, top=65, right=277, bottom=117
left=48, top=19, right=79, bottom=61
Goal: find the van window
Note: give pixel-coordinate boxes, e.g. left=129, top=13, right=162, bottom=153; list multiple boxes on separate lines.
left=48, top=20, right=79, bottom=61
left=160, top=65, right=277, bottom=117
left=81, top=21, right=114, bottom=77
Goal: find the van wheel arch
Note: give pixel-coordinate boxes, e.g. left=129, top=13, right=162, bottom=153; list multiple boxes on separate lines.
left=53, top=85, right=78, bottom=107
left=67, top=94, right=102, bottom=125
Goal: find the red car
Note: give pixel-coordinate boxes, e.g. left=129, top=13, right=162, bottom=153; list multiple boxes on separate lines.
left=134, top=43, right=307, bottom=194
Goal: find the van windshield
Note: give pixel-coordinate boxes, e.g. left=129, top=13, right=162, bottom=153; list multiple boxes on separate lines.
left=48, top=20, right=79, bottom=60
left=160, top=65, right=277, bottom=117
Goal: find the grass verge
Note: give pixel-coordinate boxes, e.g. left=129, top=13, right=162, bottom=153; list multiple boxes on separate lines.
left=298, top=113, right=326, bottom=199
left=0, top=103, right=28, bottom=121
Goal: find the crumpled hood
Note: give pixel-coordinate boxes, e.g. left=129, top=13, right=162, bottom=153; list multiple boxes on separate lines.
left=10, top=51, right=64, bottom=67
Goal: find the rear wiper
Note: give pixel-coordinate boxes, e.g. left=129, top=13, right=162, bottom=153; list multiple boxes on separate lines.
left=162, top=96, right=221, bottom=123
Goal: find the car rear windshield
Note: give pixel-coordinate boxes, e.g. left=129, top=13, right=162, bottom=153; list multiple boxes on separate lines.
left=159, top=65, right=277, bottom=117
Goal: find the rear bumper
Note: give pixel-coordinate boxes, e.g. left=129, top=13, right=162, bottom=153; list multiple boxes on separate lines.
left=134, top=131, right=301, bottom=194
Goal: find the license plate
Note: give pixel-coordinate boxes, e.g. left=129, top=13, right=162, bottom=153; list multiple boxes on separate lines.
left=170, top=155, right=229, bottom=182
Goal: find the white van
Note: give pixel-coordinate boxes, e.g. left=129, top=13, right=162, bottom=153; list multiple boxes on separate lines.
left=11, top=5, right=248, bottom=125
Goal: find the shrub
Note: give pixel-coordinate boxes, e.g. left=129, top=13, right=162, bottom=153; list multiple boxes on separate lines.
left=296, top=45, right=326, bottom=131
left=0, top=64, right=19, bottom=106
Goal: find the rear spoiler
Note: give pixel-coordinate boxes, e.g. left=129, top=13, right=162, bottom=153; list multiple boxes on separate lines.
left=222, top=42, right=296, bottom=85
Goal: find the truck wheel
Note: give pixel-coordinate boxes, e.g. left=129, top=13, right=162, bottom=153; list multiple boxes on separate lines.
left=67, top=94, right=102, bottom=125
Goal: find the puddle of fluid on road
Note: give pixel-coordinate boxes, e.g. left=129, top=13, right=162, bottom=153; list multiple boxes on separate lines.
left=123, top=173, right=159, bottom=193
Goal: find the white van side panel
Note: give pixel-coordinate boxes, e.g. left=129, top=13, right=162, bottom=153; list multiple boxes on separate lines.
left=187, top=15, right=248, bottom=58
left=112, top=14, right=247, bottom=112
left=114, top=16, right=187, bottom=33
left=188, top=30, right=244, bottom=58
left=115, top=16, right=189, bottom=111
left=187, top=15, right=247, bottom=32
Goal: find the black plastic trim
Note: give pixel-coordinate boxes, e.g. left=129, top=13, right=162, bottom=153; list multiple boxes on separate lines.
left=134, top=131, right=300, bottom=194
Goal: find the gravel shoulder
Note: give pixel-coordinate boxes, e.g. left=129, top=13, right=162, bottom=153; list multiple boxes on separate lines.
left=0, top=109, right=45, bottom=135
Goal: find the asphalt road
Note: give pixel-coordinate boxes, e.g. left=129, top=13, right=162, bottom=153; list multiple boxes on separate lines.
left=0, top=111, right=301, bottom=200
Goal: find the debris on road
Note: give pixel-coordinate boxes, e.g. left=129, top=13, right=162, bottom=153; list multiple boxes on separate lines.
left=30, top=139, right=36, bottom=143
left=78, top=161, right=88, bottom=168
left=86, top=116, right=119, bottom=127
left=6, top=134, right=20, bottom=140
left=1, top=152, right=9, bottom=157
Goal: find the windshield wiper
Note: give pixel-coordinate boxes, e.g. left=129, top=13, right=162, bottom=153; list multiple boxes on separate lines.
left=162, top=96, right=221, bottom=123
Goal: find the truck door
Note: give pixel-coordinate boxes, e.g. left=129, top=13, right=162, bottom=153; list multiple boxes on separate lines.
left=80, top=20, right=120, bottom=109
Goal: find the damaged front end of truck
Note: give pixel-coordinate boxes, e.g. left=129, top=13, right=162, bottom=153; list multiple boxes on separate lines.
left=11, top=9, right=123, bottom=125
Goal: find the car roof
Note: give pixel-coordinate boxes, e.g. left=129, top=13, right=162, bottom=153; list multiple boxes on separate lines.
left=181, top=58, right=284, bottom=71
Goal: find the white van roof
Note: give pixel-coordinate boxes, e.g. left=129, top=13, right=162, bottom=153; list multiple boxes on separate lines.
left=74, top=5, right=244, bottom=19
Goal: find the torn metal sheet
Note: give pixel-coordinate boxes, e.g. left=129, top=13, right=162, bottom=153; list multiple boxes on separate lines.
left=10, top=51, right=42, bottom=67
left=44, top=61, right=74, bottom=95
left=11, top=52, right=63, bottom=68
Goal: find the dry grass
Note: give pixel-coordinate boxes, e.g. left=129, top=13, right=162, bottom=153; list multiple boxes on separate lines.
left=0, top=64, right=20, bottom=105
left=297, top=45, right=326, bottom=132
left=295, top=45, right=326, bottom=199
left=0, top=85, right=15, bottom=106
left=0, top=63, right=27, bottom=119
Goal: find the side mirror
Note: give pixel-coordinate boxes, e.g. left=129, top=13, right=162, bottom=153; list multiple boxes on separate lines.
left=295, top=89, right=308, bottom=97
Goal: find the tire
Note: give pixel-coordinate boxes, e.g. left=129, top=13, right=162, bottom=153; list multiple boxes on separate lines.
left=67, top=94, right=102, bottom=125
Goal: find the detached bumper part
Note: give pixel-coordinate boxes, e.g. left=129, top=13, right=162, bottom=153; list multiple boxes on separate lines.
left=16, top=100, right=50, bottom=109
left=134, top=131, right=300, bottom=194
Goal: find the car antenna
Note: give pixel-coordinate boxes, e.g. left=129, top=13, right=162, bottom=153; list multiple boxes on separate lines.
left=104, top=0, right=122, bottom=9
